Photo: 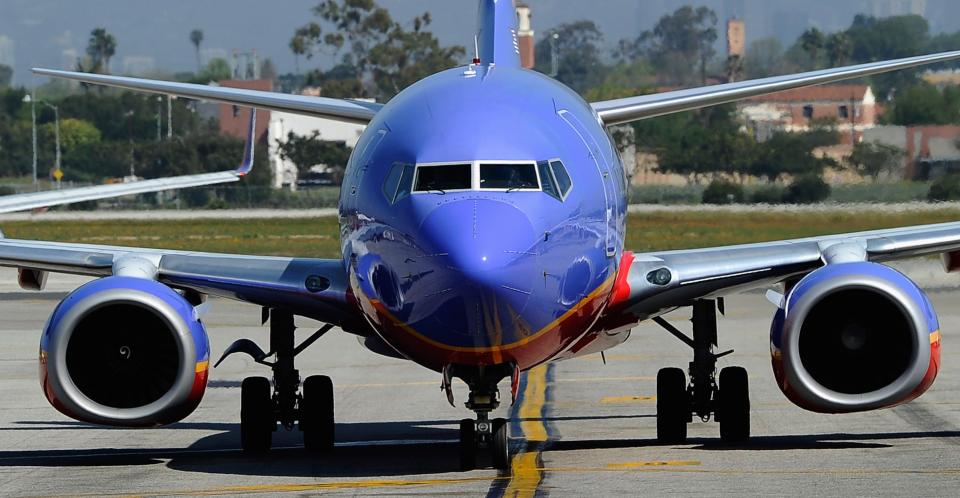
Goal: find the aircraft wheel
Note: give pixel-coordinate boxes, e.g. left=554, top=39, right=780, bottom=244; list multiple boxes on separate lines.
left=240, top=376, right=274, bottom=453
left=491, top=417, right=510, bottom=470
left=300, top=375, right=335, bottom=452
left=656, top=367, right=688, bottom=444
left=718, top=366, right=750, bottom=443
left=459, top=418, right=477, bottom=471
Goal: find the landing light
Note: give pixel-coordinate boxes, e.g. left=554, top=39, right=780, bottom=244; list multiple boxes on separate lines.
left=647, top=268, right=673, bottom=286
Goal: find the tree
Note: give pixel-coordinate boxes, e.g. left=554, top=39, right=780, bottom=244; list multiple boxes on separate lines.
left=277, top=131, right=352, bottom=181
left=41, top=118, right=101, bottom=153
left=260, top=58, right=278, bottom=82
left=882, top=84, right=960, bottom=125
left=0, top=64, right=11, bottom=88
left=190, top=29, right=204, bottom=72
left=825, top=32, right=852, bottom=67
left=291, top=1, right=462, bottom=101
left=799, top=28, right=825, bottom=69
left=86, top=28, right=117, bottom=74
left=845, top=142, right=905, bottom=181
left=744, top=38, right=783, bottom=79
left=534, top=21, right=607, bottom=93
left=199, top=58, right=232, bottom=83
left=627, top=6, right=718, bottom=85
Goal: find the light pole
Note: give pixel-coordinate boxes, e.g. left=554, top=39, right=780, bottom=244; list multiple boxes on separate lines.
left=22, top=94, right=61, bottom=188
left=21, top=93, right=37, bottom=187
left=550, top=32, right=560, bottom=77
left=156, top=96, right=162, bottom=141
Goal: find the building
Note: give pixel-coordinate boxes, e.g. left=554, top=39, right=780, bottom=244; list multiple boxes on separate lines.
left=739, top=85, right=878, bottom=144
left=727, top=18, right=745, bottom=58
left=268, top=110, right=368, bottom=190
left=217, top=79, right=272, bottom=143
left=869, top=0, right=927, bottom=17
left=516, top=3, right=535, bottom=69
left=864, top=125, right=960, bottom=180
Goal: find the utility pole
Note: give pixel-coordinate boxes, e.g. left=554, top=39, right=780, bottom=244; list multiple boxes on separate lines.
left=22, top=93, right=38, bottom=188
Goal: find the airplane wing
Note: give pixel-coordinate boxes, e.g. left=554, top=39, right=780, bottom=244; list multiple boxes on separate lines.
left=0, top=235, right=370, bottom=334
left=607, top=221, right=960, bottom=321
left=33, top=68, right=382, bottom=125
left=591, top=50, right=960, bottom=126
left=0, top=108, right=258, bottom=214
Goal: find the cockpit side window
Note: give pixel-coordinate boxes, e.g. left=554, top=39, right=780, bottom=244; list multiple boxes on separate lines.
left=537, top=161, right=561, bottom=200
left=382, top=163, right=416, bottom=204
left=549, top=160, right=573, bottom=198
left=414, top=163, right=472, bottom=192
left=479, top=163, right=540, bottom=190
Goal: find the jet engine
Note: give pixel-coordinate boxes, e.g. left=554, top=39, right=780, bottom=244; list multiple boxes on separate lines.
left=770, top=262, right=941, bottom=413
left=39, top=276, right=210, bottom=426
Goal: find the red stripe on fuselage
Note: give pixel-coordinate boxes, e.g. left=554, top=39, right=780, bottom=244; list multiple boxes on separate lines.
left=358, top=276, right=615, bottom=371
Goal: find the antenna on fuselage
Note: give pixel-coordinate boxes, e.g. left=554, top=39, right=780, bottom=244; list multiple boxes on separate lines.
left=473, top=35, right=481, bottom=65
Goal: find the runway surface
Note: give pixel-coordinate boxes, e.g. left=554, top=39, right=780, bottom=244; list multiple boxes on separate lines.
left=2, top=282, right=960, bottom=496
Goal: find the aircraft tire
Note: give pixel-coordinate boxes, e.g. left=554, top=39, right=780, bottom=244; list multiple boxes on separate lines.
left=718, top=366, right=750, bottom=443
left=459, top=418, right=477, bottom=471
left=656, top=367, right=688, bottom=444
left=240, top=376, right=273, bottom=453
left=491, top=417, right=510, bottom=470
left=301, top=375, right=335, bottom=452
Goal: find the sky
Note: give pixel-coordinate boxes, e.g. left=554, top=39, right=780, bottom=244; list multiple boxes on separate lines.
left=3, top=0, right=960, bottom=87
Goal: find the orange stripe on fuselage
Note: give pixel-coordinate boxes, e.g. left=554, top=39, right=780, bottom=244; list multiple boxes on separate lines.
left=364, top=273, right=616, bottom=354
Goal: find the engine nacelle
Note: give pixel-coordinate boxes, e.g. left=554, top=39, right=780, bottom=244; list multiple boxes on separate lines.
left=39, top=276, right=210, bottom=427
left=770, top=262, right=941, bottom=413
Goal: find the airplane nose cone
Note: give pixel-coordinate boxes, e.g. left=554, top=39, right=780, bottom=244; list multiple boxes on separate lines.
left=416, top=199, right=541, bottom=327
left=419, top=198, right=538, bottom=276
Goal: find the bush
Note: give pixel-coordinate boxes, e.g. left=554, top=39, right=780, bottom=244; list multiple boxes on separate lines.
left=702, top=180, right=745, bottom=204
left=928, top=175, right=960, bottom=201
left=749, top=185, right=785, bottom=204
left=783, top=175, right=831, bottom=204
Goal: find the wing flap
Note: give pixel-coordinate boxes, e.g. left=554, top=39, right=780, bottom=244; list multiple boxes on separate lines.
left=591, top=50, right=960, bottom=126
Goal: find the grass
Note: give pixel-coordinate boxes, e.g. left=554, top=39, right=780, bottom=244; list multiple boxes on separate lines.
left=2, top=209, right=960, bottom=258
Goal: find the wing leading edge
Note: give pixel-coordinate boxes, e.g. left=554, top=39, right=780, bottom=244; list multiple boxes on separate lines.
left=591, top=50, right=960, bottom=126
left=608, top=221, right=960, bottom=322
left=33, top=68, right=382, bottom=125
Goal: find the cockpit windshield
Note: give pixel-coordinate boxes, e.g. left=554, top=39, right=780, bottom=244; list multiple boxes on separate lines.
left=480, top=163, right=540, bottom=190
left=414, top=164, right=472, bottom=192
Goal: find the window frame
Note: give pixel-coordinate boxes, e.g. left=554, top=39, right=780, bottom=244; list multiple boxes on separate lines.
left=547, top=158, right=574, bottom=201
left=410, top=160, right=545, bottom=195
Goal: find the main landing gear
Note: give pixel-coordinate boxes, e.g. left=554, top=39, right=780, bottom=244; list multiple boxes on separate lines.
left=445, top=364, right=515, bottom=471
left=652, top=299, right=750, bottom=444
left=216, top=308, right=335, bottom=453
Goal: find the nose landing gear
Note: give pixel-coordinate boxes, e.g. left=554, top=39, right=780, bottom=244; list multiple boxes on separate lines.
left=447, top=364, right=514, bottom=470
left=216, top=308, right=335, bottom=453
left=652, top=299, right=750, bottom=444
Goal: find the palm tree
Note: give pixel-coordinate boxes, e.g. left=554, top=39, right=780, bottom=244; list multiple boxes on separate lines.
left=86, top=28, right=117, bottom=73
left=825, top=32, right=853, bottom=67
left=800, top=28, right=825, bottom=70
left=190, top=29, right=204, bottom=72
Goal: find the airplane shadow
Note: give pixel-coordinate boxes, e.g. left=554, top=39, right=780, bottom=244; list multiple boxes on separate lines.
left=5, top=418, right=959, bottom=477
left=0, top=419, right=467, bottom=478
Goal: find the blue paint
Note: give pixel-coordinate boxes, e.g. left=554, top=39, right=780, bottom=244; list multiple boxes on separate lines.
left=338, top=59, right=624, bottom=354
left=477, top=0, right=521, bottom=68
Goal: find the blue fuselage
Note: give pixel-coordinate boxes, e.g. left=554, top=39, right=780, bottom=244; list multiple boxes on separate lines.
left=339, top=65, right=627, bottom=371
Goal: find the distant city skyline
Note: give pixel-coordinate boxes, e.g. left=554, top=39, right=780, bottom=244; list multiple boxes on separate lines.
left=2, top=0, right=960, bottom=87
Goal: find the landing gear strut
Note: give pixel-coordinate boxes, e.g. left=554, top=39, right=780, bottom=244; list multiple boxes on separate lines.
left=652, top=299, right=750, bottom=444
left=216, top=308, right=335, bottom=453
left=448, top=364, right=513, bottom=471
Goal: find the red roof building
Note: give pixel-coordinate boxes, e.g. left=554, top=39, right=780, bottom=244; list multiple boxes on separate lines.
left=739, top=84, right=878, bottom=144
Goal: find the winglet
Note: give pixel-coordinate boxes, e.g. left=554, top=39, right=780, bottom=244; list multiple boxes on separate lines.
left=235, top=108, right=257, bottom=177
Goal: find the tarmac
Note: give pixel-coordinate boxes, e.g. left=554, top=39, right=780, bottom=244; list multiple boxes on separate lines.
left=2, top=268, right=960, bottom=496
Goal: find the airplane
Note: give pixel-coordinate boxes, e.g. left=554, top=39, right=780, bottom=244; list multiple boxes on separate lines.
left=5, top=0, right=960, bottom=471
